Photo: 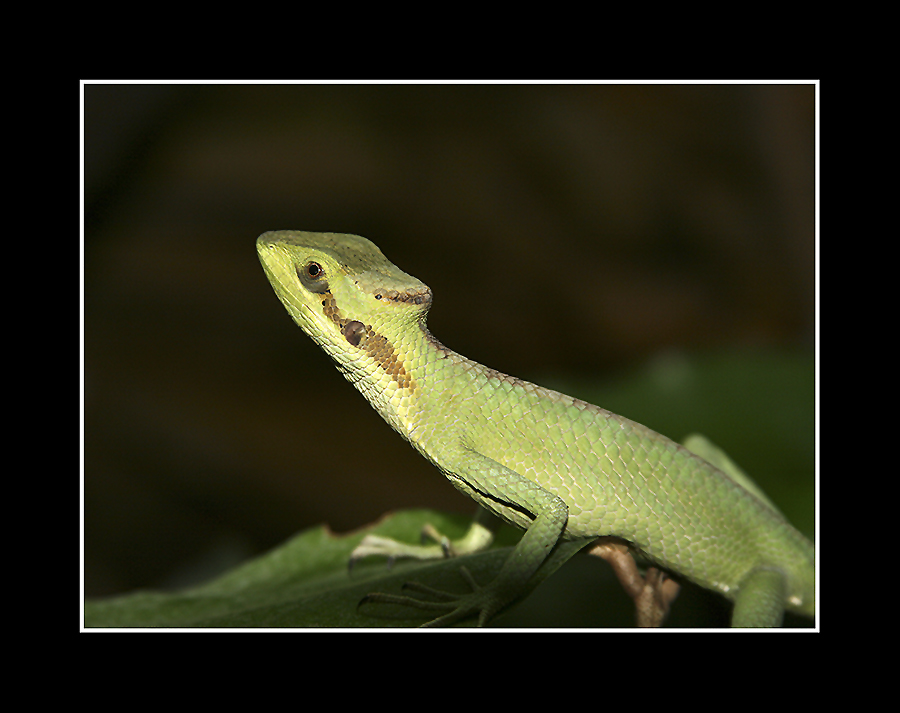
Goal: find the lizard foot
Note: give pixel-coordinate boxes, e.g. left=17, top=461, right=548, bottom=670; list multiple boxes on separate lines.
left=359, top=565, right=499, bottom=627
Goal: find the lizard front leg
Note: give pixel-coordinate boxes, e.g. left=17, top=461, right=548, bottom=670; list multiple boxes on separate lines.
left=360, top=446, right=569, bottom=627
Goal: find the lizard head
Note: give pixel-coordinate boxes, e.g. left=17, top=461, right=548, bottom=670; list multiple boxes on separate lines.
left=257, top=231, right=433, bottom=386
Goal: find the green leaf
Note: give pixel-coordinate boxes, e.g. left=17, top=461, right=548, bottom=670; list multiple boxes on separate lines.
left=83, top=509, right=588, bottom=628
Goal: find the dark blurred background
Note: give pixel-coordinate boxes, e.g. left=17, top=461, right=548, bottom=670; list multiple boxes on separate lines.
left=83, top=83, right=815, bottom=613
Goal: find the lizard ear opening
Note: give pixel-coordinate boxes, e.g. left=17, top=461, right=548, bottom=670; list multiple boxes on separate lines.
left=297, top=261, right=330, bottom=294
left=342, top=320, right=367, bottom=347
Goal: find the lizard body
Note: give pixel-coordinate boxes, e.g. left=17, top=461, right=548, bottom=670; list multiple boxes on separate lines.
left=257, top=231, right=815, bottom=627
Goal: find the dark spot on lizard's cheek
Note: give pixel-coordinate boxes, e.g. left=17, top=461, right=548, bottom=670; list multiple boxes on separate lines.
left=342, top=320, right=366, bottom=347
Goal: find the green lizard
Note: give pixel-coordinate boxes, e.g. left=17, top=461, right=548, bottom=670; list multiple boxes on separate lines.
left=257, top=231, right=815, bottom=627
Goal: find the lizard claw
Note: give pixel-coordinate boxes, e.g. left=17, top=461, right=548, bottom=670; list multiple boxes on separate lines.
left=359, top=565, right=497, bottom=627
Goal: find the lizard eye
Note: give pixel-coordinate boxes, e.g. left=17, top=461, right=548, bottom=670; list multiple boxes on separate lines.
left=297, top=261, right=330, bottom=293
